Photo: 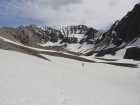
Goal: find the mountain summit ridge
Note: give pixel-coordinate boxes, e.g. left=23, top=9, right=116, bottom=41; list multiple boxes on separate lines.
left=0, top=3, right=140, bottom=60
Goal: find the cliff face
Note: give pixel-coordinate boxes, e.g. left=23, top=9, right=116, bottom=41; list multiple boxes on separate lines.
left=115, top=4, right=140, bottom=42
left=80, top=28, right=101, bottom=44
left=107, top=4, right=140, bottom=46
left=84, top=3, right=140, bottom=60
left=91, top=4, right=140, bottom=51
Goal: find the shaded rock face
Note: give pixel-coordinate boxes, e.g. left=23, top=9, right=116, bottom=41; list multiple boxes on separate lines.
left=93, top=4, right=140, bottom=51
left=96, top=20, right=119, bottom=45
left=124, top=47, right=140, bottom=60
left=60, top=37, right=78, bottom=44
left=115, top=4, right=140, bottom=43
left=95, top=20, right=128, bottom=51
left=103, top=4, right=140, bottom=46
left=80, top=28, right=100, bottom=44
left=84, top=3, right=140, bottom=59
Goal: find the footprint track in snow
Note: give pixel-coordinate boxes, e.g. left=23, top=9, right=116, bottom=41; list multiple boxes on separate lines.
left=138, top=73, right=140, bottom=80
left=61, top=97, right=69, bottom=105
left=135, top=73, right=140, bottom=93
left=58, top=70, right=69, bottom=105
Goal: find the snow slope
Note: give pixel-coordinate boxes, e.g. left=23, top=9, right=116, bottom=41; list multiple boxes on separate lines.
left=81, top=48, right=140, bottom=66
left=0, top=49, right=140, bottom=105
left=0, top=36, right=57, bottom=52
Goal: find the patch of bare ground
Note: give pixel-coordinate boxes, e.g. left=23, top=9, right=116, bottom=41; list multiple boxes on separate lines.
left=32, top=45, right=81, bottom=56
left=39, top=51, right=95, bottom=63
left=0, top=40, right=49, bottom=60
left=94, top=57, right=119, bottom=61
left=103, top=62, right=138, bottom=68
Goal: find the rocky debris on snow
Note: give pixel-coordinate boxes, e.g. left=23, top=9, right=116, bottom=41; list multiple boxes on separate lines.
left=124, top=47, right=140, bottom=60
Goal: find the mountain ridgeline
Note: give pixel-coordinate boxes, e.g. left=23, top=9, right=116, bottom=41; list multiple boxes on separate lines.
left=0, top=3, right=140, bottom=60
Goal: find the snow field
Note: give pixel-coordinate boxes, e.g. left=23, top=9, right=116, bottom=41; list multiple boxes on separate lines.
left=0, top=49, right=140, bottom=105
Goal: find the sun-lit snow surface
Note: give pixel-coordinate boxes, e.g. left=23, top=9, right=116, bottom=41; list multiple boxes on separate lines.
left=127, top=38, right=140, bottom=48
left=65, top=43, right=95, bottom=54
left=0, top=49, right=140, bottom=105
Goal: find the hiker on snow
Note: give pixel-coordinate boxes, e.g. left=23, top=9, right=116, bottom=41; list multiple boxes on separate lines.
left=82, top=63, right=84, bottom=67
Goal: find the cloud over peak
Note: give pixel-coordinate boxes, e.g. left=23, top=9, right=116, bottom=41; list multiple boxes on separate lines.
left=0, top=0, right=139, bottom=30
left=36, top=0, right=83, bottom=8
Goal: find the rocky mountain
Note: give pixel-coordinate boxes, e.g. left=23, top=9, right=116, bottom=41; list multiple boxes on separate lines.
left=0, top=24, right=101, bottom=53
left=86, top=3, right=140, bottom=60
left=0, top=3, right=140, bottom=60
left=1, top=25, right=88, bottom=44
left=95, top=3, right=140, bottom=50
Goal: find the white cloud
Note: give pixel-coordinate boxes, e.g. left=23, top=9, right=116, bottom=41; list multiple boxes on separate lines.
left=0, top=0, right=139, bottom=30
left=35, top=0, right=83, bottom=8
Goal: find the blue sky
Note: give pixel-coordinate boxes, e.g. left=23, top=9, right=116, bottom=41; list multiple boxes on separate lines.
left=0, top=0, right=139, bottom=30
left=0, top=15, right=45, bottom=28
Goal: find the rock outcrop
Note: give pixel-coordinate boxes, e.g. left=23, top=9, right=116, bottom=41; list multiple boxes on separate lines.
left=124, top=47, right=140, bottom=60
left=85, top=3, right=140, bottom=59
left=80, top=28, right=100, bottom=44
